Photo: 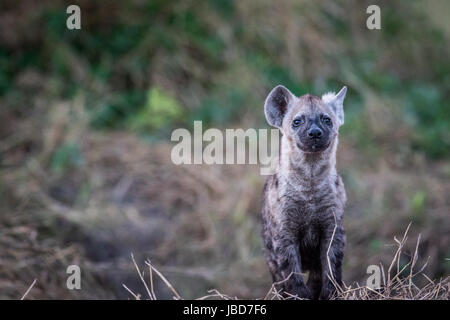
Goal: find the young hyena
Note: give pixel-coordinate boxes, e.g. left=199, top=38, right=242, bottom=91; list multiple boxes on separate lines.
left=261, top=85, right=347, bottom=300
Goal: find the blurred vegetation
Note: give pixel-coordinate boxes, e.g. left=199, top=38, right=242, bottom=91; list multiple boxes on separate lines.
left=0, top=0, right=449, bottom=299
left=1, top=0, right=449, bottom=157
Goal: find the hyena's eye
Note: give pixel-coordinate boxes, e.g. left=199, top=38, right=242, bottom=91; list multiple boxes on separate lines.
left=292, top=118, right=304, bottom=127
left=322, top=116, right=332, bottom=125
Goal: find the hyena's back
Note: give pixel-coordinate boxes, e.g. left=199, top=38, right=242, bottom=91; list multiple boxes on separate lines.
left=261, top=175, right=282, bottom=283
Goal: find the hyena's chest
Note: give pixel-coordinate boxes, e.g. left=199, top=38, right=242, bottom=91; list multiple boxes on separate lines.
left=281, top=198, right=326, bottom=262
left=280, top=184, right=337, bottom=236
left=282, top=186, right=336, bottom=224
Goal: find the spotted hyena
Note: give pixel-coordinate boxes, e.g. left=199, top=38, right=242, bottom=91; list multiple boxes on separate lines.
left=261, top=85, right=347, bottom=299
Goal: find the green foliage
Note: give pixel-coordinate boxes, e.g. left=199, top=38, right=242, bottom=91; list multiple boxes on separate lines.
left=191, top=87, right=245, bottom=126
left=50, top=143, right=84, bottom=175
left=2, top=1, right=450, bottom=159
left=0, top=50, right=11, bottom=95
left=90, top=91, right=146, bottom=129
left=411, top=191, right=426, bottom=221
left=404, top=85, right=450, bottom=158
left=369, top=239, right=383, bottom=253
left=128, top=87, right=183, bottom=132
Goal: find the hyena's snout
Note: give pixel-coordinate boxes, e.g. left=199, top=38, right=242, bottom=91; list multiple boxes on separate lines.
left=307, top=124, right=323, bottom=139
left=297, top=121, right=332, bottom=152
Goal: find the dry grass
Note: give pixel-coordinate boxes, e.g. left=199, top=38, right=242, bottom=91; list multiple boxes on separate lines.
left=2, top=125, right=449, bottom=299
left=0, top=203, right=114, bottom=299
left=333, top=225, right=449, bottom=300
left=125, top=224, right=449, bottom=300
left=1, top=102, right=449, bottom=299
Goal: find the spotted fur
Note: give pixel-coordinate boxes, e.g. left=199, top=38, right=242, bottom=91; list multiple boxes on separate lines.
left=262, top=85, right=347, bottom=299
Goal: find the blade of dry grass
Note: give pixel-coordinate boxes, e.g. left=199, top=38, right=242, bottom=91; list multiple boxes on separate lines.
left=20, top=279, right=36, bottom=300
left=131, top=253, right=154, bottom=300
left=145, top=259, right=181, bottom=300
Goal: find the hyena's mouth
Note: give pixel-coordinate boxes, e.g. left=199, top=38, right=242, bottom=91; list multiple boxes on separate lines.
left=297, top=141, right=330, bottom=153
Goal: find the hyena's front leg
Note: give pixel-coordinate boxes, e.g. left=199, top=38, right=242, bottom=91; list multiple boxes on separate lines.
left=319, top=224, right=345, bottom=299
left=275, top=239, right=312, bottom=299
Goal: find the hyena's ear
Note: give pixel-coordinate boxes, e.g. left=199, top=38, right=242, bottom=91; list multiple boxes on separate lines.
left=264, top=85, right=295, bottom=128
left=322, top=86, right=347, bottom=126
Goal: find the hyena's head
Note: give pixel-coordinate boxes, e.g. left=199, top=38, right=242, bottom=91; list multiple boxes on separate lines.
left=264, top=85, right=347, bottom=153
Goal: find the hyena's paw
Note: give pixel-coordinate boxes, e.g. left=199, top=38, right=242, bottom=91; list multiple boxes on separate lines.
left=319, top=280, right=338, bottom=300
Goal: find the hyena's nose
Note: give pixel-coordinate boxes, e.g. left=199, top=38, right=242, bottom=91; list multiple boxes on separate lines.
left=308, top=126, right=323, bottom=139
